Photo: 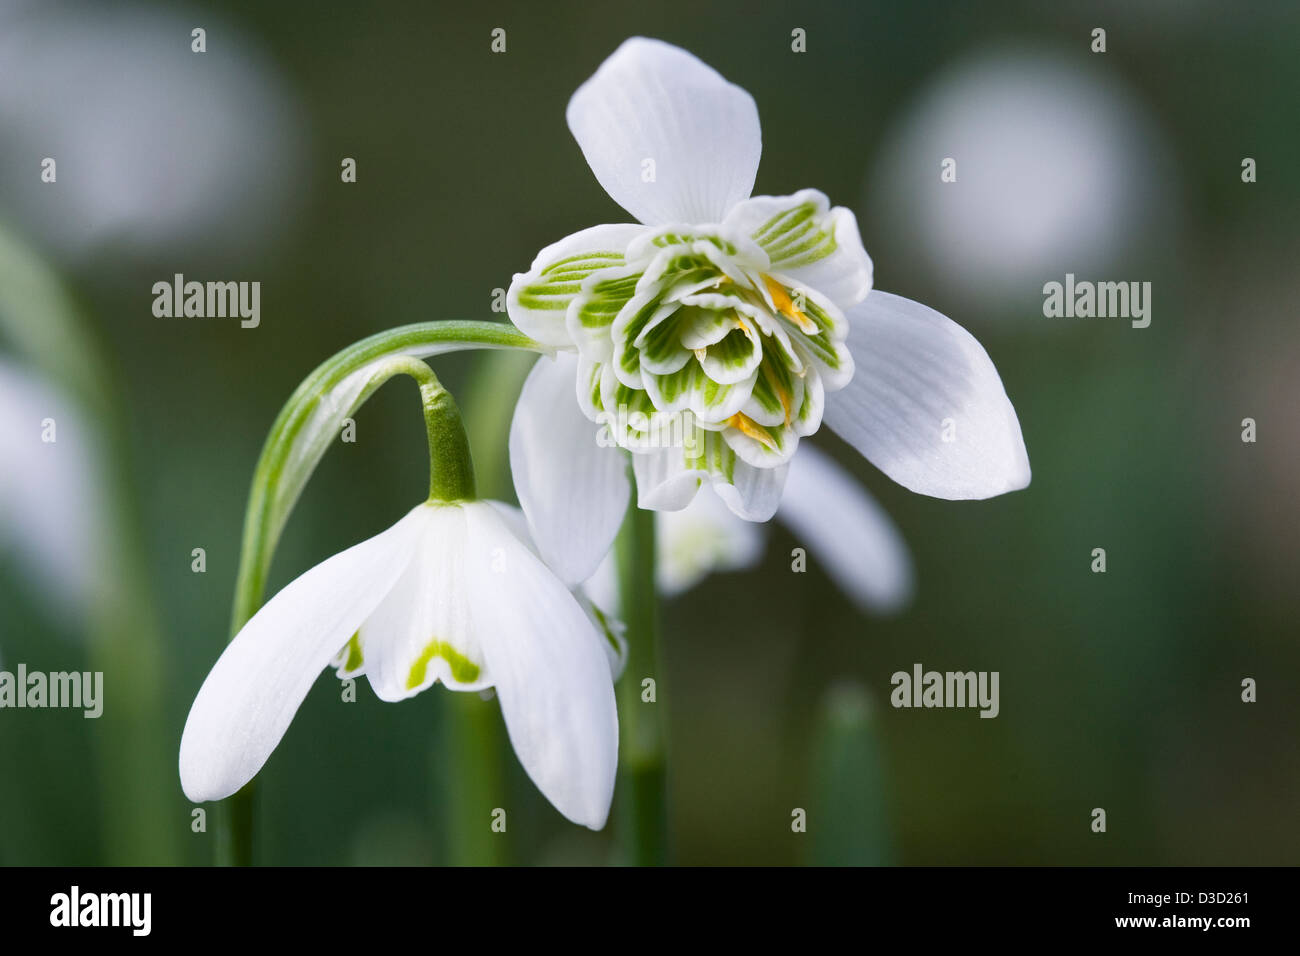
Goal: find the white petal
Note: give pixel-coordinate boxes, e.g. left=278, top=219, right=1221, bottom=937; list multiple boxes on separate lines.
left=510, top=354, right=630, bottom=585
left=463, top=502, right=618, bottom=830
left=656, top=487, right=766, bottom=597
left=630, top=433, right=787, bottom=521
left=566, top=37, right=761, bottom=225
left=581, top=549, right=620, bottom=616
left=178, top=506, right=427, bottom=802
left=359, top=505, right=491, bottom=700
left=630, top=446, right=703, bottom=512
left=711, top=459, right=787, bottom=521
left=777, top=445, right=913, bottom=614
left=507, top=223, right=647, bottom=348
left=723, top=189, right=874, bottom=311
left=483, top=500, right=626, bottom=682
left=823, top=292, right=1031, bottom=499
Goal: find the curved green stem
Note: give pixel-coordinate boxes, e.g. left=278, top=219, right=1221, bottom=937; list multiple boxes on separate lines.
left=217, top=320, right=543, bottom=866
left=615, top=500, right=668, bottom=866
left=230, top=321, right=542, bottom=626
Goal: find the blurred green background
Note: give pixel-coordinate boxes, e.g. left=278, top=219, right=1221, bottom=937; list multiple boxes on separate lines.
left=1, top=0, right=1297, bottom=865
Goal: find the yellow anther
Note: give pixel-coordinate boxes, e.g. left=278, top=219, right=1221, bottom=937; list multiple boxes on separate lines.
left=725, top=413, right=779, bottom=451
left=762, top=275, right=819, bottom=335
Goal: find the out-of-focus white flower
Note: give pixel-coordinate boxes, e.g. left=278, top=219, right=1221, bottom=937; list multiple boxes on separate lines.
left=868, top=47, right=1169, bottom=309
left=0, top=356, right=104, bottom=622
left=0, top=0, right=304, bottom=259
left=586, top=444, right=913, bottom=615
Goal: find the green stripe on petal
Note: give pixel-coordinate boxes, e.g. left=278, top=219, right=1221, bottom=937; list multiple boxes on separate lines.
left=407, top=638, right=481, bottom=689
left=516, top=252, right=625, bottom=312
left=568, top=266, right=642, bottom=362
left=792, top=364, right=826, bottom=437
left=332, top=631, right=365, bottom=677
left=748, top=194, right=838, bottom=270
left=683, top=426, right=737, bottom=485
left=786, top=292, right=853, bottom=388
left=637, top=309, right=693, bottom=376
left=507, top=223, right=647, bottom=347
left=698, top=325, right=762, bottom=385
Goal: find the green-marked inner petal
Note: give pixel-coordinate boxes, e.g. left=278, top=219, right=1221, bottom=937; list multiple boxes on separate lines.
left=517, top=250, right=626, bottom=312
left=752, top=199, right=837, bottom=270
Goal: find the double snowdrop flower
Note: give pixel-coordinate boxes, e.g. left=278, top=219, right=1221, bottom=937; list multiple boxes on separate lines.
left=180, top=372, right=620, bottom=830
left=507, top=38, right=1030, bottom=587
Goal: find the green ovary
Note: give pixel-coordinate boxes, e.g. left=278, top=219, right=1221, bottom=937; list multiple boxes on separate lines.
left=407, top=638, right=481, bottom=688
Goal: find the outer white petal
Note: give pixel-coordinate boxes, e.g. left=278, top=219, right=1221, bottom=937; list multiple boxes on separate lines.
left=566, top=37, right=761, bottom=225
left=482, top=499, right=627, bottom=682
left=462, top=502, right=618, bottom=830
left=777, top=445, right=913, bottom=614
left=179, top=506, right=428, bottom=802
left=506, top=223, right=647, bottom=348
left=510, top=353, right=630, bottom=585
left=657, top=487, right=766, bottom=597
left=823, top=292, right=1031, bottom=499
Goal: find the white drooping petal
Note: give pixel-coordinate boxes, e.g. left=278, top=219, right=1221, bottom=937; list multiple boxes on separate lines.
left=823, top=292, right=1031, bottom=500
left=358, top=505, right=491, bottom=701
left=506, top=223, right=648, bottom=348
left=179, top=506, right=428, bottom=803
left=0, top=358, right=105, bottom=623
left=712, top=458, right=788, bottom=521
left=566, top=37, right=762, bottom=225
left=657, top=486, right=766, bottom=597
left=462, top=502, right=618, bottom=830
left=630, top=441, right=787, bottom=521
left=509, top=353, right=630, bottom=585
left=630, top=446, right=704, bottom=512
left=722, top=189, right=874, bottom=311
left=777, top=444, right=913, bottom=614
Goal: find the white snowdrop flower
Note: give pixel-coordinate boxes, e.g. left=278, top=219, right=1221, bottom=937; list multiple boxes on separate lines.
left=180, top=496, right=621, bottom=830
left=507, top=38, right=1030, bottom=586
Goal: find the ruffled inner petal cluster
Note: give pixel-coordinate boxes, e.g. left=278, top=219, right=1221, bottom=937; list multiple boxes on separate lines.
left=509, top=191, right=870, bottom=487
